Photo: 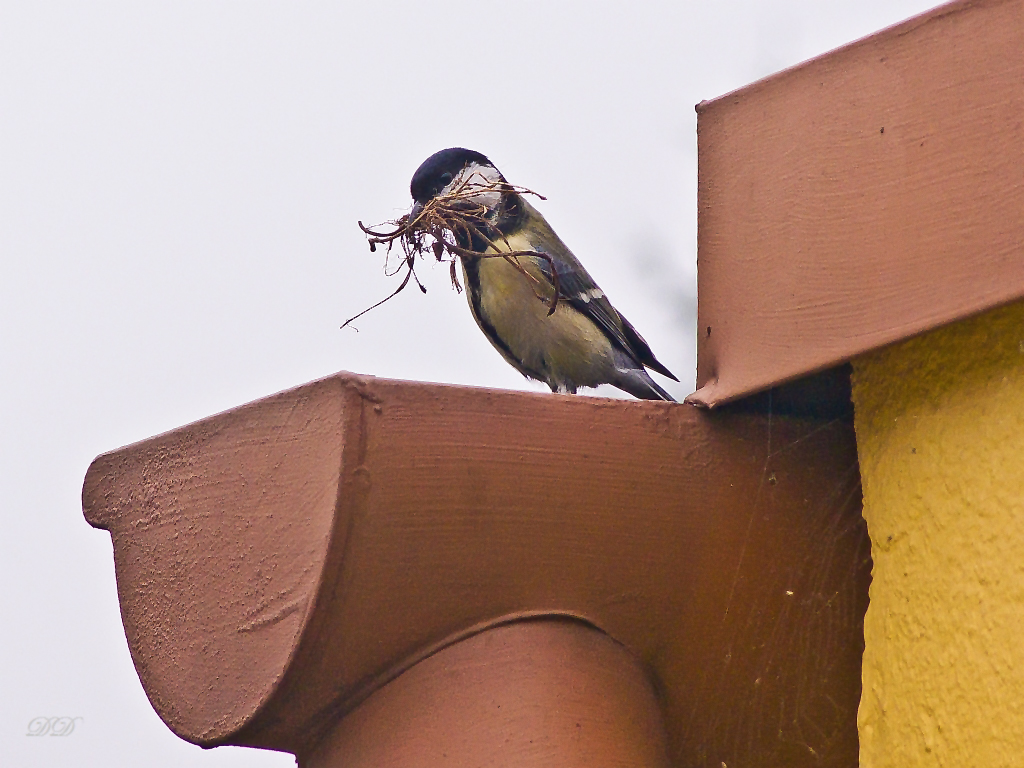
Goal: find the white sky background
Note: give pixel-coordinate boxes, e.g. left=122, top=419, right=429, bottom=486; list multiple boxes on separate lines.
left=2, top=1, right=937, bottom=765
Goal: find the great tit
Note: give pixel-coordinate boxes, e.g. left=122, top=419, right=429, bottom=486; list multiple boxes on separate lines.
left=409, top=147, right=678, bottom=401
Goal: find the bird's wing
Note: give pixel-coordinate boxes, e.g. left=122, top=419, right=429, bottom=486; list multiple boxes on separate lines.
left=536, top=252, right=678, bottom=381
left=517, top=206, right=677, bottom=381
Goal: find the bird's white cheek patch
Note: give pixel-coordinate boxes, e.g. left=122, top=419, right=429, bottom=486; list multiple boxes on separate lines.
left=447, top=162, right=503, bottom=208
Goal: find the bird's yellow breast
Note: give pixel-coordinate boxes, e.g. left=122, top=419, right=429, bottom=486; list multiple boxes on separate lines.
left=464, top=231, right=614, bottom=390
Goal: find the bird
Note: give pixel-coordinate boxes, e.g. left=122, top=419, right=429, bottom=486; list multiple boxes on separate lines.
left=408, top=147, right=678, bottom=401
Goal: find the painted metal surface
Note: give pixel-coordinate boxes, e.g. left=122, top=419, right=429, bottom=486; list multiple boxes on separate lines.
left=689, top=0, right=1024, bottom=408
left=305, top=620, right=671, bottom=768
left=84, top=373, right=868, bottom=767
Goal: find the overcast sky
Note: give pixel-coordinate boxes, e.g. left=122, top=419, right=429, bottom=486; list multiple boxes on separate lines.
left=2, top=1, right=937, bottom=765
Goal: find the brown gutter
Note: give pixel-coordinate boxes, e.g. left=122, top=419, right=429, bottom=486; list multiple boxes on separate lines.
left=83, top=373, right=868, bottom=767
left=688, top=0, right=1024, bottom=409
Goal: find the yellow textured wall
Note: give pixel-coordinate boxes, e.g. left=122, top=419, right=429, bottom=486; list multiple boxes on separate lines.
left=852, top=300, right=1024, bottom=766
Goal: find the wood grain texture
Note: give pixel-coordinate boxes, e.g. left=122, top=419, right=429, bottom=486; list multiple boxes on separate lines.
left=690, top=0, right=1024, bottom=407
left=84, top=373, right=869, bottom=767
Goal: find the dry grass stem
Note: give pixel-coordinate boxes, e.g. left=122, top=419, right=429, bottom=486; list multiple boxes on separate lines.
left=343, top=178, right=556, bottom=329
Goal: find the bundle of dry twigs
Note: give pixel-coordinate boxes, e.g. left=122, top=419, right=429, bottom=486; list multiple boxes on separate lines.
left=343, top=176, right=560, bottom=329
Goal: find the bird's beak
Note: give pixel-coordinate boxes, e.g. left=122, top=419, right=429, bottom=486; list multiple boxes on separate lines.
left=409, top=201, right=424, bottom=224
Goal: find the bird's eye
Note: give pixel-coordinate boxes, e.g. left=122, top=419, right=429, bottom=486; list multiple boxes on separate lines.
left=439, top=172, right=453, bottom=187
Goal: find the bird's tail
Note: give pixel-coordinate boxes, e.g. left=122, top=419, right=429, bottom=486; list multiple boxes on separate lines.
left=614, top=367, right=676, bottom=402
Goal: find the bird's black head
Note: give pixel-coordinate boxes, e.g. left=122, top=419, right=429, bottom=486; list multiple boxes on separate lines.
left=409, top=147, right=496, bottom=204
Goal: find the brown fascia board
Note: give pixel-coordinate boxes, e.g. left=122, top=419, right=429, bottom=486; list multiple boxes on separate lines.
left=688, top=0, right=1024, bottom=408
left=83, top=373, right=868, bottom=767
